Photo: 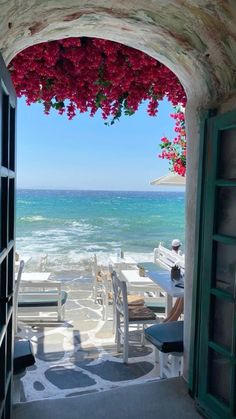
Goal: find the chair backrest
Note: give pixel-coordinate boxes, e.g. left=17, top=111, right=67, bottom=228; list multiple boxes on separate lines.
left=111, top=271, right=128, bottom=319
left=91, top=254, right=100, bottom=277
left=14, top=260, right=24, bottom=333
left=39, top=254, right=48, bottom=272
left=99, top=270, right=112, bottom=292
left=154, top=243, right=185, bottom=272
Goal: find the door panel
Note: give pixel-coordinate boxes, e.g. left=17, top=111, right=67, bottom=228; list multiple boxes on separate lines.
left=0, top=54, right=16, bottom=419
left=196, top=111, right=236, bottom=418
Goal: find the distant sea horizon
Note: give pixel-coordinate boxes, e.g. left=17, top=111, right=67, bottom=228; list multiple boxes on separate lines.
left=17, top=187, right=185, bottom=192
left=16, top=189, right=185, bottom=280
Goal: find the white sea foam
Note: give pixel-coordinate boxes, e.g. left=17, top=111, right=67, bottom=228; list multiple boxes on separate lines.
left=83, top=244, right=108, bottom=251
left=20, top=215, right=47, bottom=222
left=15, top=239, right=154, bottom=275
left=32, top=229, right=69, bottom=237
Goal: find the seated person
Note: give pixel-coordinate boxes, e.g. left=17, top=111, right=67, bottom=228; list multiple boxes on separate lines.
left=171, top=239, right=182, bottom=255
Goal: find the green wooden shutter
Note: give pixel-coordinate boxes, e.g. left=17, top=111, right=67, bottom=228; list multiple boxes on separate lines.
left=191, top=110, right=236, bottom=418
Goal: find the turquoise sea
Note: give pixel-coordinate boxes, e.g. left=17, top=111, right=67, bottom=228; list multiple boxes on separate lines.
left=16, top=190, right=185, bottom=276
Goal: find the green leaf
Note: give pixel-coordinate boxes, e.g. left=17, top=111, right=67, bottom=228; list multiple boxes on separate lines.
left=52, top=101, right=64, bottom=110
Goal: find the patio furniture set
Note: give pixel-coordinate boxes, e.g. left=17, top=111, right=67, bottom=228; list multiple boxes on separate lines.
left=92, top=251, right=185, bottom=378
left=15, top=260, right=67, bottom=324
left=13, top=249, right=184, bottom=402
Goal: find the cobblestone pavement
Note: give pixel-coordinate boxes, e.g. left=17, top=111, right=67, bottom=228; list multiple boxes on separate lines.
left=17, top=278, right=160, bottom=401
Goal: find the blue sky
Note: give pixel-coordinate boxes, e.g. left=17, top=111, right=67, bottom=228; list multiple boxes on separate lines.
left=17, top=97, right=176, bottom=191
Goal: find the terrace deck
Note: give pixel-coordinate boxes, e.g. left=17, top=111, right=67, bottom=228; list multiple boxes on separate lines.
left=16, top=276, right=160, bottom=402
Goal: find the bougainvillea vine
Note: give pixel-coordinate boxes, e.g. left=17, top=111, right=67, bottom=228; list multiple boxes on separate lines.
left=159, top=106, right=186, bottom=176
left=9, top=37, right=186, bottom=124
left=9, top=37, right=187, bottom=174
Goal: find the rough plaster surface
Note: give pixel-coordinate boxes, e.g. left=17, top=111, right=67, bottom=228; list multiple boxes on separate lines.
left=1, top=1, right=236, bottom=104
left=1, top=1, right=236, bottom=381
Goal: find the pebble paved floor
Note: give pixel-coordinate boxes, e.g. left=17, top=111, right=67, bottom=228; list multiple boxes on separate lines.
left=17, top=276, right=161, bottom=402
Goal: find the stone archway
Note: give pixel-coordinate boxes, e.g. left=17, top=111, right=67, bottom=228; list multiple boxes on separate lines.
left=1, top=1, right=236, bottom=384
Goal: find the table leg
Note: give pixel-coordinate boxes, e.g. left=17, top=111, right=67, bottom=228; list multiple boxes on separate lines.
left=166, top=294, right=173, bottom=315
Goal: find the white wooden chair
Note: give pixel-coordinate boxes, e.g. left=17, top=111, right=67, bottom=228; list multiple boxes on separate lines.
left=14, top=260, right=25, bottom=333
left=154, top=243, right=185, bottom=273
left=99, top=271, right=113, bottom=321
left=39, top=254, right=48, bottom=272
left=90, top=255, right=113, bottom=320
left=17, top=282, right=67, bottom=322
left=111, top=271, right=161, bottom=363
left=91, top=254, right=104, bottom=303
left=13, top=262, right=36, bottom=402
left=16, top=269, right=67, bottom=322
left=145, top=320, right=184, bottom=379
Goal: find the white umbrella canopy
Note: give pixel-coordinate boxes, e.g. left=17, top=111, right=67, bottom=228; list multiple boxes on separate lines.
left=150, top=173, right=186, bottom=186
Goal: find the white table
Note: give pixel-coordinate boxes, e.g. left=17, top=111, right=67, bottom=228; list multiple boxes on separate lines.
left=120, top=269, right=184, bottom=314
left=120, top=269, right=164, bottom=304
left=15, top=272, right=61, bottom=291
left=19, top=272, right=51, bottom=282
left=15, top=272, right=64, bottom=321
left=147, top=270, right=184, bottom=314
left=109, top=255, right=137, bottom=272
left=147, top=271, right=184, bottom=298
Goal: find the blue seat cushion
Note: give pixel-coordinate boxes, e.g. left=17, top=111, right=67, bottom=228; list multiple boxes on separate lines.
left=18, top=290, right=68, bottom=307
left=144, top=321, right=183, bottom=353
left=14, top=339, right=35, bottom=374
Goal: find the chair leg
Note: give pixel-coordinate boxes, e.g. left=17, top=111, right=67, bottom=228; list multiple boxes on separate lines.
left=123, top=317, right=129, bottom=364
left=62, top=305, right=65, bottom=321
left=106, top=293, right=109, bottom=321
left=102, top=292, right=106, bottom=320
left=13, top=372, right=25, bottom=404
left=159, top=352, right=168, bottom=378
left=155, top=347, right=159, bottom=363
left=171, top=355, right=183, bottom=377
left=13, top=377, right=21, bottom=403
left=57, top=311, right=61, bottom=322
left=141, top=324, right=145, bottom=346
left=112, top=302, right=116, bottom=335
left=123, top=327, right=129, bottom=364
left=117, top=330, right=121, bottom=352
left=103, top=292, right=108, bottom=321
left=116, top=313, right=121, bottom=352
left=159, top=352, right=183, bottom=378
left=93, top=283, right=97, bottom=303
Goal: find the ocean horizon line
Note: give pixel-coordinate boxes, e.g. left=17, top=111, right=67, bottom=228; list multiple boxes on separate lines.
left=16, top=187, right=185, bottom=193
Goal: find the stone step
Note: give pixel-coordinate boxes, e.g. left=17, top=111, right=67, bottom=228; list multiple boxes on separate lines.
left=13, top=377, right=201, bottom=419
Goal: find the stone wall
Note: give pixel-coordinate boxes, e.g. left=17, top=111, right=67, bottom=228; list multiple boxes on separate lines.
left=1, top=0, right=236, bottom=381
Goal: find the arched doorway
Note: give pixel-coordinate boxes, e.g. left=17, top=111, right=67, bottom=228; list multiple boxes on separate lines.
left=0, top=2, right=236, bottom=418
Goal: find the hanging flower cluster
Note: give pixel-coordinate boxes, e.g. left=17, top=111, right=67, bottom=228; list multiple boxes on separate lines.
left=159, top=106, right=186, bottom=176
left=8, top=37, right=186, bottom=124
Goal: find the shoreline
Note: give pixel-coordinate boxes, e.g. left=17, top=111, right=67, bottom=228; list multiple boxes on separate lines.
left=18, top=251, right=156, bottom=280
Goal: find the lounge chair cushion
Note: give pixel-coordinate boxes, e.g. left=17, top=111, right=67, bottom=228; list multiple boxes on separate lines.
left=127, top=295, right=144, bottom=306
left=14, top=339, right=35, bottom=374
left=128, top=306, right=156, bottom=321
left=144, top=321, right=183, bottom=353
left=18, top=290, right=68, bottom=307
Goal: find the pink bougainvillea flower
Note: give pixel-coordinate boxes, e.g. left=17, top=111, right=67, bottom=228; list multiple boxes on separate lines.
left=9, top=37, right=187, bottom=175
left=9, top=37, right=186, bottom=125
left=158, top=106, right=186, bottom=176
